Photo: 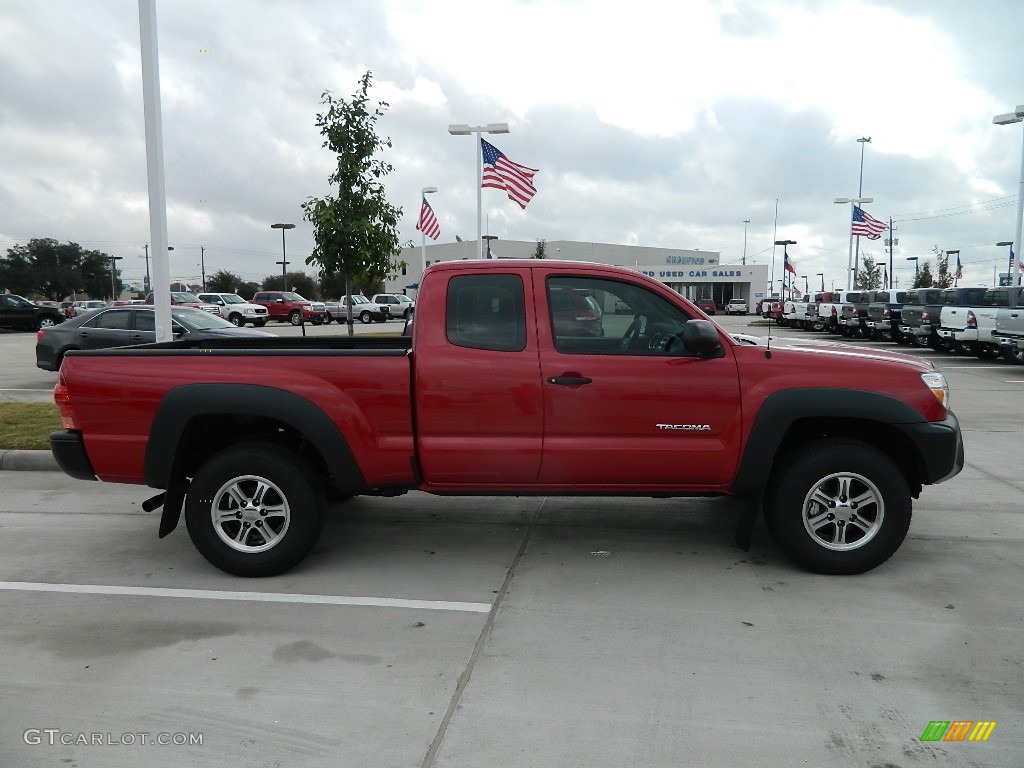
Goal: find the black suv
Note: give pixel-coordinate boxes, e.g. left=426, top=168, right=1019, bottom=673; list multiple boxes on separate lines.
left=0, top=293, right=66, bottom=331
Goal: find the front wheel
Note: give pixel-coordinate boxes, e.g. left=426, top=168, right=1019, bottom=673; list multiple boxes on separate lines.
left=288, top=311, right=302, bottom=326
left=359, top=310, right=373, bottom=324
left=36, top=316, right=57, bottom=330
left=228, top=314, right=245, bottom=327
left=184, top=443, right=325, bottom=577
left=764, top=439, right=911, bottom=574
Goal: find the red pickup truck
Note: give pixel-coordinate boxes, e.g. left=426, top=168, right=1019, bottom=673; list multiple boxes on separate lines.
left=49, top=260, right=963, bottom=577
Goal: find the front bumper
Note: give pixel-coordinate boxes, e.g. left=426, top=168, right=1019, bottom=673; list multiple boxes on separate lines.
left=896, top=412, right=964, bottom=486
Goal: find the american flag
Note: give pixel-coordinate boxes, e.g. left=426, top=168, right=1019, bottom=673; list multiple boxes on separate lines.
left=851, top=206, right=887, bottom=239
left=955, top=254, right=963, bottom=280
left=415, top=197, right=440, bottom=240
left=481, top=139, right=539, bottom=209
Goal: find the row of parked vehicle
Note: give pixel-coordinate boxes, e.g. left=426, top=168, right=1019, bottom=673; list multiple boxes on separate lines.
left=761, top=286, right=1024, bottom=363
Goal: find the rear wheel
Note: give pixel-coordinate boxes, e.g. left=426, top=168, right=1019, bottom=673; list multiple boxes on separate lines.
left=1003, top=346, right=1024, bottom=364
left=184, top=443, right=325, bottom=577
left=36, top=316, right=57, bottom=330
left=913, top=334, right=930, bottom=348
left=253, top=320, right=266, bottom=327
left=764, top=439, right=911, bottom=574
left=974, top=344, right=1001, bottom=360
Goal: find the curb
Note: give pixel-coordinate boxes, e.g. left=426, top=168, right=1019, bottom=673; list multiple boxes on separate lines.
left=0, top=449, right=60, bottom=472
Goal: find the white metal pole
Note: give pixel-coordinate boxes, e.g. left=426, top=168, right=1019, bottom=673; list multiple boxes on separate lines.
left=475, top=129, right=483, bottom=260
left=1013, top=125, right=1024, bottom=301
left=138, top=0, right=172, bottom=342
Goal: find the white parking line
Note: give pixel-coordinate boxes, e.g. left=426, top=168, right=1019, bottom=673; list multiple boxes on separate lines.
left=0, top=581, right=491, bottom=613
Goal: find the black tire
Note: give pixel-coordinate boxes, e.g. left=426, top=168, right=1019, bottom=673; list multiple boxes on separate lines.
left=36, top=315, right=58, bottom=331
left=228, top=313, right=245, bottom=327
left=1002, top=346, right=1024, bottom=364
left=913, top=334, right=930, bottom=348
left=764, top=439, right=911, bottom=575
left=974, top=344, right=1001, bottom=360
left=253, top=320, right=267, bottom=327
left=288, top=310, right=302, bottom=326
left=359, top=310, right=373, bottom=324
left=184, top=443, right=325, bottom=577
left=324, top=313, right=333, bottom=324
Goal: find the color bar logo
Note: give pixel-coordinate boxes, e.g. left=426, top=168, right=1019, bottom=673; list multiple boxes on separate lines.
left=920, top=721, right=997, bottom=742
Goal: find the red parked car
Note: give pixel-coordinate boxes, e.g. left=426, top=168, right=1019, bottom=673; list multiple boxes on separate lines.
left=251, top=291, right=328, bottom=325
left=696, top=298, right=717, bottom=315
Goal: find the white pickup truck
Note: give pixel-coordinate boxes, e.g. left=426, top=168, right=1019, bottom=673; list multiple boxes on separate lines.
left=992, top=303, right=1024, bottom=363
left=783, top=295, right=812, bottom=328
left=725, top=298, right=748, bottom=315
left=938, top=287, right=1024, bottom=359
left=812, top=290, right=857, bottom=334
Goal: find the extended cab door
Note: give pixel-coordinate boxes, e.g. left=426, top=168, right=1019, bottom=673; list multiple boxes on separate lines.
left=535, top=272, right=742, bottom=488
left=414, top=270, right=544, bottom=485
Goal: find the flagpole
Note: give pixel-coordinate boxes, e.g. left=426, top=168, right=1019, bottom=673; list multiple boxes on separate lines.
left=447, top=122, right=509, bottom=260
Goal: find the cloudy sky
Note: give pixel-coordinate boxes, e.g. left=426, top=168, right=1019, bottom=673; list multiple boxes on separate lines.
left=2, top=0, right=1022, bottom=292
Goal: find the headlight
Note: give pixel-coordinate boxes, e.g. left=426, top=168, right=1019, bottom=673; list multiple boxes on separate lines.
left=921, top=371, right=950, bottom=410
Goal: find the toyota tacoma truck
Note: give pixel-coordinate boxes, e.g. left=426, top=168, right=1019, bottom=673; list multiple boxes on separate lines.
left=48, top=260, right=963, bottom=577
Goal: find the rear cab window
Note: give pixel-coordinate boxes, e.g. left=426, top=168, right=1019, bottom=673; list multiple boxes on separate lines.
left=446, top=274, right=526, bottom=352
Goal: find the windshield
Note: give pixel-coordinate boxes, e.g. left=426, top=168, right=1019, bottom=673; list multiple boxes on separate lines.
left=282, top=292, right=306, bottom=301
left=222, top=294, right=246, bottom=304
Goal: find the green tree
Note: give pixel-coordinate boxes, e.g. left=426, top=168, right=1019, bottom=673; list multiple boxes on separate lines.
left=207, top=269, right=242, bottom=293
left=933, top=249, right=953, bottom=289
left=206, top=270, right=260, bottom=298
left=856, top=254, right=882, bottom=290
left=261, top=271, right=320, bottom=299
left=0, top=238, right=119, bottom=300
left=913, top=261, right=935, bottom=288
left=301, top=72, right=403, bottom=333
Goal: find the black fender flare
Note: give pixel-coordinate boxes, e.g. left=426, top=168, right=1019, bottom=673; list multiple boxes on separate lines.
left=729, top=388, right=927, bottom=497
left=145, top=384, right=368, bottom=536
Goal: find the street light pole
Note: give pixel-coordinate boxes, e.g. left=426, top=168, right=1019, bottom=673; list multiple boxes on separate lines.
left=835, top=196, right=874, bottom=289
left=800, top=274, right=808, bottom=295
left=946, top=250, right=960, bottom=287
left=993, top=105, right=1024, bottom=305
left=141, top=244, right=151, bottom=294
left=774, top=239, right=796, bottom=298
left=907, top=256, right=919, bottom=285
left=420, top=186, right=437, bottom=275
left=200, top=245, right=206, bottom=292
left=271, top=223, right=295, bottom=289
left=109, top=256, right=123, bottom=300
left=742, top=219, right=750, bottom=265
left=997, top=241, right=1014, bottom=286
left=448, top=122, right=509, bottom=259
left=816, top=272, right=825, bottom=292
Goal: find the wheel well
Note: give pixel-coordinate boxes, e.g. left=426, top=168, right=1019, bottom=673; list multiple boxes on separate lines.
left=171, top=414, right=341, bottom=494
left=772, top=417, right=924, bottom=498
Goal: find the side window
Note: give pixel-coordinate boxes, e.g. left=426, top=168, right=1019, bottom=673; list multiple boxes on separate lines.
left=86, top=310, right=132, bottom=330
left=547, top=276, right=694, bottom=356
left=446, top=274, right=526, bottom=352
left=133, top=312, right=155, bottom=332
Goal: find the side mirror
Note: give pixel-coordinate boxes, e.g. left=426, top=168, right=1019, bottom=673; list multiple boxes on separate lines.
left=680, top=320, right=722, bottom=357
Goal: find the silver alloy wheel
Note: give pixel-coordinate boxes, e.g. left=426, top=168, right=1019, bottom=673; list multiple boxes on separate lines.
left=801, top=471, right=884, bottom=551
left=38, top=317, right=56, bottom=329
left=211, top=474, right=291, bottom=553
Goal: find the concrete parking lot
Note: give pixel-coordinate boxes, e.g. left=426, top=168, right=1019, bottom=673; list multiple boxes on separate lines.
left=0, top=316, right=1021, bottom=767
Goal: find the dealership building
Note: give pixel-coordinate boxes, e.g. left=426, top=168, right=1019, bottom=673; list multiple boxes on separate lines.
left=386, top=239, right=768, bottom=309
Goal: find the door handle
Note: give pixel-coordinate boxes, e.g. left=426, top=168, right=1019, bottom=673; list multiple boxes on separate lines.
left=547, top=376, right=592, bottom=386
